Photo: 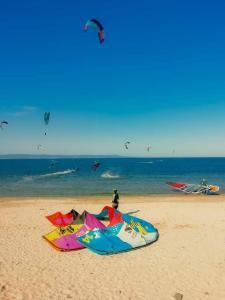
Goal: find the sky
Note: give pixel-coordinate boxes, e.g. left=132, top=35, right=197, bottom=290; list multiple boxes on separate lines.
left=0, top=0, right=225, bottom=156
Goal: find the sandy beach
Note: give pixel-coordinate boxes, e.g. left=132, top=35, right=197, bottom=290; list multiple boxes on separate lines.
left=0, top=195, right=225, bottom=300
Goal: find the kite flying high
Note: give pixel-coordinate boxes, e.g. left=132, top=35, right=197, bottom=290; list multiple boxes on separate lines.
left=0, top=121, right=8, bottom=129
left=84, top=19, right=104, bottom=44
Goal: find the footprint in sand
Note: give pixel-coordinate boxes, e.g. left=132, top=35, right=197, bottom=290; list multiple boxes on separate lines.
left=174, top=292, right=183, bottom=300
left=174, top=224, right=196, bottom=229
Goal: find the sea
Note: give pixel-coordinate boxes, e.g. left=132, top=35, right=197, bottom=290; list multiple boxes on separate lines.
left=0, top=157, right=224, bottom=197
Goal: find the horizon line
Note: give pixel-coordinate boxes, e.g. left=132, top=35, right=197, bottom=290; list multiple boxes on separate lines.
left=0, top=154, right=225, bottom=159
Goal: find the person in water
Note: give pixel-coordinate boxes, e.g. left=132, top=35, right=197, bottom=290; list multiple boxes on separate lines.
left=112, top=189, right=119, bottom=210
left=92, top=161, right=100, bottom=171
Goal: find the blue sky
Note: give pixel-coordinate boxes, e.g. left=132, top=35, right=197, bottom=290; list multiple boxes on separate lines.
left=1, top=0, right=225, bottom=156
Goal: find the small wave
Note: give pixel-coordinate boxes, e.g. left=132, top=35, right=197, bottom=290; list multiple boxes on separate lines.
left=138, top=161, right=154, bottom=164
left=22, top=169, right=77, bottom=181
left=101, top=171, right=120, bottom=179
left=39, top=169, right=76, bottom=178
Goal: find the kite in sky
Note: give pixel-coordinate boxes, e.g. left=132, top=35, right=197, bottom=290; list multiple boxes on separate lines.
left=44, top=112, right=50, bottom=135
left=0, top=121, right=8, bottom=129
left=84, top=19, right=105, bottom=43
left=124, top=141, right=130, bottom=150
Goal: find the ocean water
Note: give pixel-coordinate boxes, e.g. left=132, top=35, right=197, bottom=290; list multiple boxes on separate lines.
left=0, top=157, right=224, bottom=196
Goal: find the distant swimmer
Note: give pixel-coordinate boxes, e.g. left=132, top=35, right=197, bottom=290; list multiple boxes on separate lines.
left=49, top=160, right=58, bottom=168
left=112, top=189, right=119, bottom=210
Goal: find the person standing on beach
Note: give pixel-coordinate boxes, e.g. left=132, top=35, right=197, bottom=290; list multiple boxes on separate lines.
left=112, top=189, right=119, bottom=210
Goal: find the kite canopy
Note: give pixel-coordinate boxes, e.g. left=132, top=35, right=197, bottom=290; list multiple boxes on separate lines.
left=46, top=210, right=88, bottom=227
left=43, top=211, right=105, bottom=251
left=0, top=121, right=8, bottom=129
left=166, top=181, right=219, bottom=194
left=43, top=112, right=50, bottom=135
left=44, top=112, right=50, bottom=125
left=43, top=224, right=84, bottom=251
left=44, top=206, right=159, bottom=254
left=46, top=211, right=74, bottom=227
left=78, top=207, right=158, bottom=255
left=84, top=18, right=104, bottom=43
left=124, top=141, right=130, bottom=150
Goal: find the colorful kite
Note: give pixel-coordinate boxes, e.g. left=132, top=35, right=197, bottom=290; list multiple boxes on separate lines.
left=84, top=19, right=104, bottom=43
left=166, top=181, right=219, bottom=194
left=44, top=206, right=159, bottom=254
left=78, top=206, right=159, bottom=255
left=43, top=211, right=105, bottom=251
left=46, top=211, right=74, bottom=227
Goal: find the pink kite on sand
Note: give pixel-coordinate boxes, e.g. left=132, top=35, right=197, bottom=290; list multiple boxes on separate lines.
left=43, top=212, right=105, bottom=251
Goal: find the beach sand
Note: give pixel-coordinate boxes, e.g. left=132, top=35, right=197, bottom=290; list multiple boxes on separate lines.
left=0, top=195, right=225, bottom=300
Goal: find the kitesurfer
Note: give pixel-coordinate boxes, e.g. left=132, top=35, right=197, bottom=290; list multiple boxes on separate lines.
left=112, top=189, right=119, bottom=210
left=92, top=161, right=100, bottom=171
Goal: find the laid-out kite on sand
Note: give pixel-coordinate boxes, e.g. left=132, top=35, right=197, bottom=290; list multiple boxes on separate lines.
left=79, top=206, right=159, bottom=255
left=84, top=18, right=104, bottom=43
left=46, top=211, right=74, bottom=227
left=166, top=181, right=219, bottom=194
left=43, top=211, right=105, bottom=251
left=44, top=206, right=158, bottom=254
